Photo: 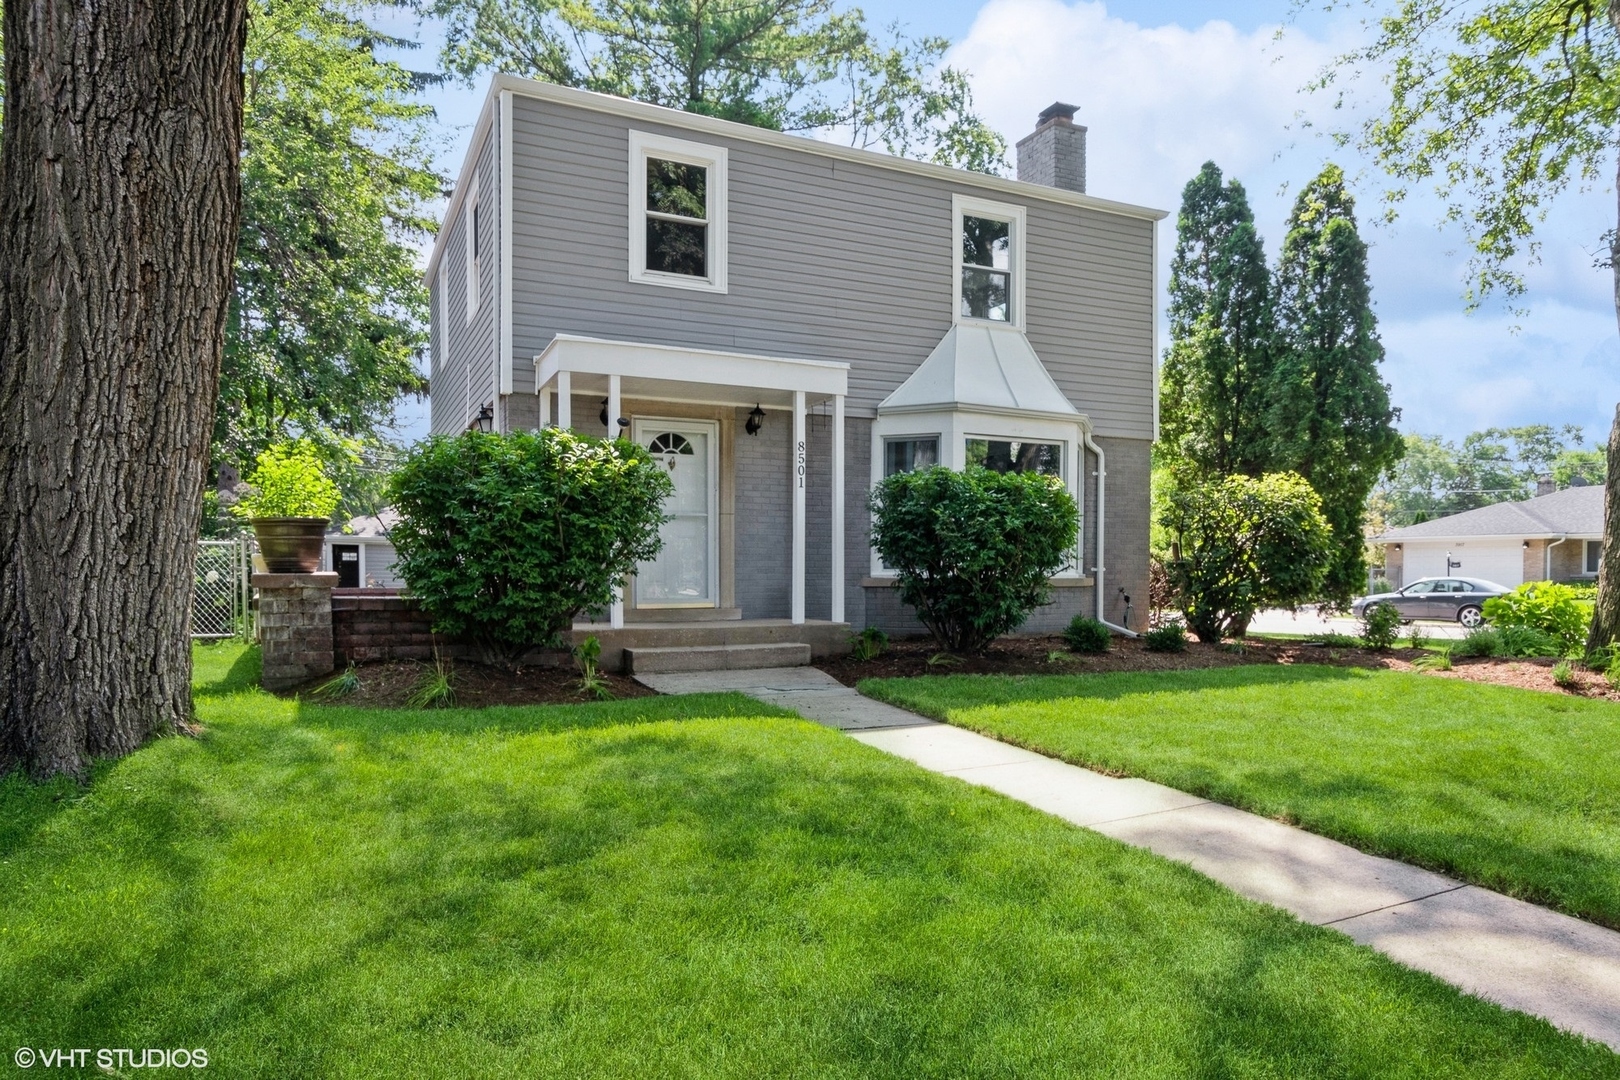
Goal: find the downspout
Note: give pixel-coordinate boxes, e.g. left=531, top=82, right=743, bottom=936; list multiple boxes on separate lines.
left=1546, top=535, right=1568, bottom=580
left=1082, top=427, right=1138, bottom=638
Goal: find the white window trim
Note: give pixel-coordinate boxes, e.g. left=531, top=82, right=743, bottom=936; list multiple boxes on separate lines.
left=868, top=410, right=1083, bottom=578
left=628, top=130, right=729, bottom=294
left=464, top=174, right=480, bottom=323
left=952, top=193, right=1027, bottom=332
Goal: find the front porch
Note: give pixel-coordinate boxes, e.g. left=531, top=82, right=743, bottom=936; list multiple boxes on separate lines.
left=536, top=334, right=851, bottom=631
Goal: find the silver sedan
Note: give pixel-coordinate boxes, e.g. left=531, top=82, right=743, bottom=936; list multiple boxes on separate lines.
left=1350, top=577, right=1514, bottom=628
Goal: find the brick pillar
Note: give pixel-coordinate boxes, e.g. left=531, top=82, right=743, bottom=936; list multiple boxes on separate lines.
left=253, top=572, right=337, bottom=691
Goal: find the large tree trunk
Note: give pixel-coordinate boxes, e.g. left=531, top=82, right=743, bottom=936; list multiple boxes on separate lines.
left=0, top=0, right=248, bottom=777
left=1590, top=140, right=1620, bottom=660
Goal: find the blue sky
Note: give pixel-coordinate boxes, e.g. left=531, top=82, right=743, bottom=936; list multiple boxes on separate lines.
left=376, top=1, right=1615, bottom=450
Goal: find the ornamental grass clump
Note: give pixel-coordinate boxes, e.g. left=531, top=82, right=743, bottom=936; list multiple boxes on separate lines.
left=389, top=430, right=672, bottom=661
left=1452, top=626, right=1505, bottom=658
left=869, top=465, right=1079, bottom=653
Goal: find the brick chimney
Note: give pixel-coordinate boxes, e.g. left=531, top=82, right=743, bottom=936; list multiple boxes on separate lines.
left=1016, top=102, right=1086, bottom=193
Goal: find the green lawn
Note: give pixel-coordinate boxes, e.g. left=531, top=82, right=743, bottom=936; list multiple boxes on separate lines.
left=0, top=646, right=1613, bottom=1076
left=862, top=665, right=1620, bottom=931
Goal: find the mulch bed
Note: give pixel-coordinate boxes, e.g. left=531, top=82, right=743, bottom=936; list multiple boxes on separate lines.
left=283, top=635, right=1620, bottom=708
left=285, top=659, right=656, bottom=708
left=814, top=633, right=1620, bottom=702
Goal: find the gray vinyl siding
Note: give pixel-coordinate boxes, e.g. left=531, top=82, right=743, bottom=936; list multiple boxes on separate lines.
left=432, top=128, right=500, bottom=435
left=503, top=95, right=1155, bottom=439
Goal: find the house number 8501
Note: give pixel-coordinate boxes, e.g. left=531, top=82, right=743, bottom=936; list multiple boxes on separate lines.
left=797, top=440, right=806, bottom=488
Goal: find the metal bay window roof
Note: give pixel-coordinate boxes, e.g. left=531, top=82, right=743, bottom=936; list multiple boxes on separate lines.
left=877, top=324, right=1082, bottom=421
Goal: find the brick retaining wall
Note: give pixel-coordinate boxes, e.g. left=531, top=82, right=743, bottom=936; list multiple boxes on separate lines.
left=332, top=592, right=445, bottom=664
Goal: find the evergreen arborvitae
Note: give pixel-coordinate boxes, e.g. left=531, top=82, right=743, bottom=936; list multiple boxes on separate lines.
left=1160, top=161, right=1277, bottom=480
left=1269, top=165, right=1403, bottom=604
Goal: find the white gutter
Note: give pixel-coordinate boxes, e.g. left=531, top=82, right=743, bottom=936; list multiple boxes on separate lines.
left=1082, top=428, right=1138, bottom=638
left=1545, top=535, right=1568, bottom=579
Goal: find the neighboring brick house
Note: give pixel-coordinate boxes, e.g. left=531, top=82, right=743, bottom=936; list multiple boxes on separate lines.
left=424, top=77, right=1164, bottom=651
left=1378, top=486, right=1604, bottom=588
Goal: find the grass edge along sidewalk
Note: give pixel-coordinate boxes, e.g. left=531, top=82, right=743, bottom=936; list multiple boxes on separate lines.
left=0, top=644, right=1611, bottom=1075
left=861, top=664, right=1620, bottom=932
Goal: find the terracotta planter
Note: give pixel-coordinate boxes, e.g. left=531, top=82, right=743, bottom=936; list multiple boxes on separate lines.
left=252, top=517, right=329, bottom=574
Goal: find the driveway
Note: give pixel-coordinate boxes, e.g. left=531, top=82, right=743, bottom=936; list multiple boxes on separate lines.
left=1246, top=606, right=1469, bottom=641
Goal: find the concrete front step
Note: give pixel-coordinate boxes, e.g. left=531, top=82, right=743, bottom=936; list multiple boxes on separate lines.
left=624, top=642, right=812, bottom=674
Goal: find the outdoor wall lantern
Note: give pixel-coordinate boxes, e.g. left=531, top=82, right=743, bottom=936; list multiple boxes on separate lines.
left=473, top=402, right=494, bottom=433
left=598, top=399, right=630, bottom=431
left=746, top=404, right=766, bottom=436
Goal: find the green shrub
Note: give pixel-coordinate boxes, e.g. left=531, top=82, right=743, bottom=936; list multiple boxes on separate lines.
left=1063, top=616, right=1112, bottom=654
left=1161, top=472, right=1333, bottom=642
left=1407, top=625, right=1431, bottom=650
left=1452, top=627, right=1505, bottom=658
left=1497, top=625, right=1563, bottom=658
left=1482, top=581, right=1591, bottom=655
left=1370, top=577, right=1394, bottom=594
left=406, top=654, right=456, bottom=709
left=869, top=465, right=1080, bottom=652
left=1359, top=602, right=1402, bottom=650
left=1142, top=621, right=1188, bottom=653
left=232, top=440, right=342, bottom=520
left=388, top=430, right=673, bottom=658
left=849, top=626, right=889, bottom=661
left=1552, top=660, right=1578, bottom=688
left=573, top=635, right=613, bottom=700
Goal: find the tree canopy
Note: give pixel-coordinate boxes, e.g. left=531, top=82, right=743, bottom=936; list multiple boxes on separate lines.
left=1159, top=161, right=1277, bottom=478
left=1319, top=0, right=1620, bottom=650
left=1373, top=424, right=1605, bottom=528
left=1269, top=165, right=1403, bottom=601
left=424, top=0, right=1007, bottom=171
left=223, top=0, right=441, bottom=490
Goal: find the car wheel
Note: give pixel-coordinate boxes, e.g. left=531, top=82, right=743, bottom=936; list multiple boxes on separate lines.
left=1457, top=605, right=1483, bottom=628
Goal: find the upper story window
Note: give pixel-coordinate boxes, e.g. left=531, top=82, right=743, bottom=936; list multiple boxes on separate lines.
left=464, top=175, right=481, bottom=323
left=952, top=194, right=1026, bottom=329
left=629, top=131, right=729, bottom=293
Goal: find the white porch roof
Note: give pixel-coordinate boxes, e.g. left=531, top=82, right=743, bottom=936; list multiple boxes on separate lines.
left=535, top=334, right=848, bottom=409
left=877, top=325, right=1080, bottom=420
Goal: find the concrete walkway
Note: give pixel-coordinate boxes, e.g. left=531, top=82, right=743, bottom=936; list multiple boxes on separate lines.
left=637, top=666, right=1620, bottom=1050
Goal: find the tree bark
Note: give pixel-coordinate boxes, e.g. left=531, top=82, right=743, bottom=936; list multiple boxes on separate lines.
left=0, top=0, right=248, bottom=777
left=1588, top=139, right=1620, bottom=659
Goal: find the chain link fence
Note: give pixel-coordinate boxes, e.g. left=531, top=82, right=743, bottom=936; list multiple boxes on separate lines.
left=193, top=538, right=252, bottom=639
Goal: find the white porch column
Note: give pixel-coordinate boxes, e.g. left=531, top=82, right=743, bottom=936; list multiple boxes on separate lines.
left=831, top=394, right=845, bottom=624
left=556, top=370, right=572, bottom=429
left=539, top=384, right=550, bottom=428
left=792, top=390, right=806, bottom=625
left=608, top=374, right=624, bottom=630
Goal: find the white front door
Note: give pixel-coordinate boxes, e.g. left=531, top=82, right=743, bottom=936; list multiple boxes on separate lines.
left=634, top=418, right=719, bottom=608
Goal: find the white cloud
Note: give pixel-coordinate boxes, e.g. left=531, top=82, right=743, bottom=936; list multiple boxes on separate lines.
left=950, top=0, right=1618, bottom=444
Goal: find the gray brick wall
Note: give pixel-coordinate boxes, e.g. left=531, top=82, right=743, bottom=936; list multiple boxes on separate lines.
left=255, top=573, right=336, bottom=690
left=733, top=405, right=792, bottom=618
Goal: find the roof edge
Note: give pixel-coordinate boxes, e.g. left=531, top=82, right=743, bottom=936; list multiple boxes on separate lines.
left=426, top=75, right=1170, bottom=281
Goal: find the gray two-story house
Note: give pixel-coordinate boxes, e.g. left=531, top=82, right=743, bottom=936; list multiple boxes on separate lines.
left=425, top=75, right=1164, bottom=665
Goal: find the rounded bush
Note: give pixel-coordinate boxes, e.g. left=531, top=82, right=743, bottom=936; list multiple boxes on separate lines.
left=1482, top=582, right=1590, bottom=655
left=1143, top=621, right=1188, bottom=653
left=1064, top=616, right=1111, bottom=654
left=869, top=466, right=1079, bottom=653
left=388, top=430, right=673, bottom=657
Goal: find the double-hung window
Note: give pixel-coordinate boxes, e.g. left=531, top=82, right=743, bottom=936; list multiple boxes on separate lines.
left=1589, top=540, right=1604, bottom=575
left=629, top=131, right=729, bottom=293
left=952, top=194, right=1026, bottom=328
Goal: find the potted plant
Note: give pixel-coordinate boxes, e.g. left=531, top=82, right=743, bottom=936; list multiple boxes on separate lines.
left=232, top=441, right=342, bottom=573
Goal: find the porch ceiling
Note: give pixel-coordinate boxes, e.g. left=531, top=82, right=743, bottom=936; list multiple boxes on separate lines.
left=536, top=334, right=848, bottom=409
